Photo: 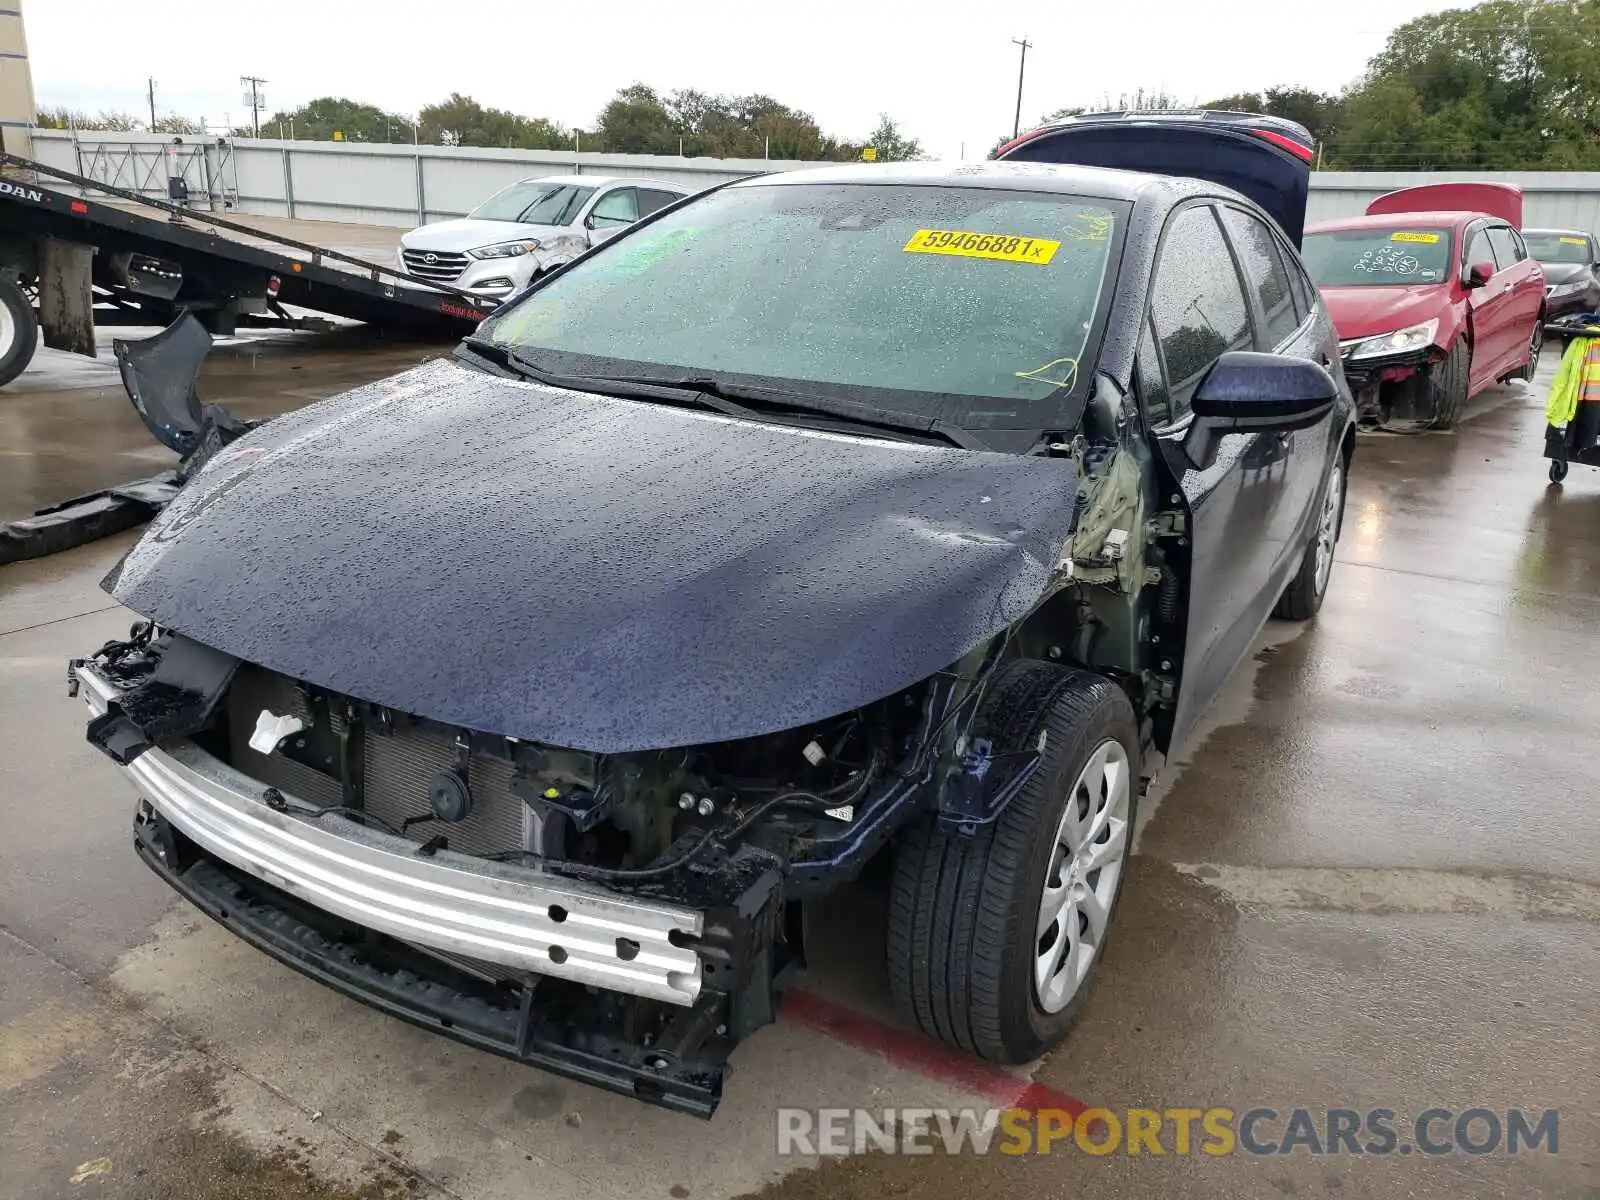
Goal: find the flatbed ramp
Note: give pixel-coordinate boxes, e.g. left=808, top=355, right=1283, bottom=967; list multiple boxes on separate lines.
left=0, top=151, right=490, bottom=349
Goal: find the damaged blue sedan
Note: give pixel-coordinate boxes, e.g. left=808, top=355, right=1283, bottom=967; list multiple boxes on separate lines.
left=72, top=112, right=1354, bottom=1116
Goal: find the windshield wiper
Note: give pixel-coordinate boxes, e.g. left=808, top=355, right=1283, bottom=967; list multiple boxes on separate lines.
left=587, top=371, right=989, bottom=451
left=457, top=338, right=986, bottom=450
left=457, top=338, right=754, bottom=419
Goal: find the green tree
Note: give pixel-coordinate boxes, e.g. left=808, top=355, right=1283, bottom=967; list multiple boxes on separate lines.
left=595, top=84, right=680, bottom=153
left=417, top=93, right=569, bottom=149
left=597, top=84, right=854, bottom=158
left=250, top=96, right=420, bottom=142
left=864, top=114, right=923, bottom=161
left=1202, top=86, right=1346, bottom=151
left=36, top=105, right=143, bottom=131
left=1332, top=0, right=1600, bottom=169
left=153, top=114, right=207, bottom=136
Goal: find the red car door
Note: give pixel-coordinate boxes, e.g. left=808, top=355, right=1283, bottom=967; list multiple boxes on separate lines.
left=1461, top=222, right=1515, bottom=391
left=1488, top=224, right=1545, bottom=369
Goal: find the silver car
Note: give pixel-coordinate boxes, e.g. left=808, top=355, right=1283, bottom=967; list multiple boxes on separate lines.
left=398, top=175, right=690, bottom=301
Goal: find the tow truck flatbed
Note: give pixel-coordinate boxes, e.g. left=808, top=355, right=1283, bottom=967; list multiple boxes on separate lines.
left=0, top=151, right=490, bottom=362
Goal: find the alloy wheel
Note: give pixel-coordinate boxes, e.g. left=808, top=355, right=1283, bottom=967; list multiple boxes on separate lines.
left=1314, top=462, right=1343, bottom=596
left=1034, top=737, right=1131, bottom=1014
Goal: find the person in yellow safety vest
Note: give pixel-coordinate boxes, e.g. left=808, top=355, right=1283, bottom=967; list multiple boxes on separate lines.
left=1547, top=325, right=1600, bottom=448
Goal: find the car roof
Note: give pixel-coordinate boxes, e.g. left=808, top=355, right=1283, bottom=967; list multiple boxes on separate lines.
left=514, top=174, right=687, bottom=191
left=735, top=159, right=1192, bottom=203
left=1524, top=227, right=1591, bottom=237
left=1306, top=211, right=1491, bottom=234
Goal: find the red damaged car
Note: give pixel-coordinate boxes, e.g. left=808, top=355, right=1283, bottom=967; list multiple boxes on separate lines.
left=1302, top=183, right=1545, bottom=429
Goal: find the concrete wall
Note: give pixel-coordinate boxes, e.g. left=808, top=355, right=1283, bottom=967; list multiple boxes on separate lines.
left=28, top=129, right=1600, bottom=235
left=30, top=130, right=799, bottom=227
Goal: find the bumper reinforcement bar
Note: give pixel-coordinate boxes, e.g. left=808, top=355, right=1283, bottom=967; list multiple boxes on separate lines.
left=74, top=663, right=704, bottom=1007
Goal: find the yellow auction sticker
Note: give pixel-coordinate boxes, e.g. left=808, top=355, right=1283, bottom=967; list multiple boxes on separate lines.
left=904, top=229, right=1060, bottom=264
left=1390, top=231, right=1441, bottom=244
left=1561, top=236, right=1588, bottom=246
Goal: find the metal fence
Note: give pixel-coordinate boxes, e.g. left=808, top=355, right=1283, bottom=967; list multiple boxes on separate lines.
left=27, top=130, right=1600, bottom=235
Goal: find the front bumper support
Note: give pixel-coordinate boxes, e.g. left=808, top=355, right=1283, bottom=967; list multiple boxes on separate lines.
left=133, top=809, right=729, bottom=1116
left=74, top=663, right=705, bottom=1007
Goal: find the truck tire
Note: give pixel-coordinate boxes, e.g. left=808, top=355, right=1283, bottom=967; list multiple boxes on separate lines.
left=1425, top=338, right=1469, bottom=430
left=887, top=661, right=1140, bottom=1063
left=1273, top=457, right=1345, bottom=620
left=0, top=276, right=39, bottom=389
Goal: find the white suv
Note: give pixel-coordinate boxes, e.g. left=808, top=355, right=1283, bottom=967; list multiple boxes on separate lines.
left=398, top=175, right=690, bottom=301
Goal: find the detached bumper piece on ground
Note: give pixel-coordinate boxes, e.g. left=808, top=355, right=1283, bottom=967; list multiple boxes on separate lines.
left=0, top=314, right=253, bottom=565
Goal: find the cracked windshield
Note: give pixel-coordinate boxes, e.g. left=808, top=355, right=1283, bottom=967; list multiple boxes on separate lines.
left=484, top=182, right=1121, bottom=428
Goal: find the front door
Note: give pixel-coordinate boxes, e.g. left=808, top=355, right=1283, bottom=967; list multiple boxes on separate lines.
left=584, top=187, right=641, bottom=247
left=1217, top=203, right=1335, bottom=589
left=1463, top=223, right=1515, bottom=391
left=1139, top=202, right=1284, bottom=749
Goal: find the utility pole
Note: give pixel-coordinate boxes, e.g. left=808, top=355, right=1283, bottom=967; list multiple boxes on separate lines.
left=1011, top=38, right=1032, bottom=139
left=147, top=77, right=157, bottom=132
left=240, top=75, right=267, bottom=138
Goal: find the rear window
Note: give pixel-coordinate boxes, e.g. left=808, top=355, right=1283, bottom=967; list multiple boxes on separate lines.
left=1302, top=227, right=1453, bottom=286
left=1524, top=232, right=1593, bottom=265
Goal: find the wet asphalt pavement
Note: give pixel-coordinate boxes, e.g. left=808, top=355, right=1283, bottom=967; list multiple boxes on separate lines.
left=1, top=326, right=1597, bottom=1199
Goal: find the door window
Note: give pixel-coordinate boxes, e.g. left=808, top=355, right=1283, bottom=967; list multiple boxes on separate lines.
left=588, top=188, right=640, bottom=229
left=1486, top=225, right=1522, bottom=270
left=1221, top=206, right=1301, bottom=348
left=1150, top=205, right=1254, bottom=420
left=1135, top=321, right=1171, bottom=427
left=1463, top=228, right=1495, bottom=274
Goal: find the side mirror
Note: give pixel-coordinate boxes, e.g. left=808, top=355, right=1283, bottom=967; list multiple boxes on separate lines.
left=1187, top=351, right=1337, bottom=462
left=1465, top=261, right=1495, bottom=289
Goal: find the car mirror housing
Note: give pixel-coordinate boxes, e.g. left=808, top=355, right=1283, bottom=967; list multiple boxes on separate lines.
left=1186, top=351, right=1337, bottom=462
left=1466, top=261, right=1495, bottom=288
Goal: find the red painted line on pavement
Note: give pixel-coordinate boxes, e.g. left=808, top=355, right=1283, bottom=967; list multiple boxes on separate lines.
left=782, top=988, right=1087, bottom=1118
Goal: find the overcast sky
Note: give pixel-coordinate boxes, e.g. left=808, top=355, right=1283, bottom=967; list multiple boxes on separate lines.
left=27, top=0, right=1453, bottom=158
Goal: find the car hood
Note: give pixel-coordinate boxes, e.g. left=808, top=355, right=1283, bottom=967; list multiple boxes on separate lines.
left=106, top=360, right=1079, bottom=753
left=1539, top=262, right=1593, bottom=286
left=1319, top=284, right=1455, bottom=342
left=400, top=218, right=562, bottom=252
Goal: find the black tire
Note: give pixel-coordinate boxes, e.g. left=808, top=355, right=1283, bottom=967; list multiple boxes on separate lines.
left=1516, top=320, right=1544, bottom=383
left=1425, top=338, right=1469, bottom=430
left=887, top=661, right=1140, bottom=1064
left=1274, top=456, right=1346, bottom=621
left=1549, top=459, right=1568, bottom=485
left=0, top=276, right=39, bottom=389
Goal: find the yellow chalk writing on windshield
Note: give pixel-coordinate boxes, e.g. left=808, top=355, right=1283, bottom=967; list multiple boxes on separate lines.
left=1390, top=231, right=1441, bottom=244
left=1015, top=357, right=1078, bottom=390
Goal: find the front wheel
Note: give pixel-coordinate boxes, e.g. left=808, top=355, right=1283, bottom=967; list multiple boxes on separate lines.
left=887, top=662, right=1140, bottom=1063
left=1425, top=338, right=1470, bottom=430
left=1274, top=457, right=1345, bottom=621
left=0, top=276, right=39, bottom=389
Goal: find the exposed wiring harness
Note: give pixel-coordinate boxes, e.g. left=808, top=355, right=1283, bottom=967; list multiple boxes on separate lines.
left=485, top=749, right=887, bottom=882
